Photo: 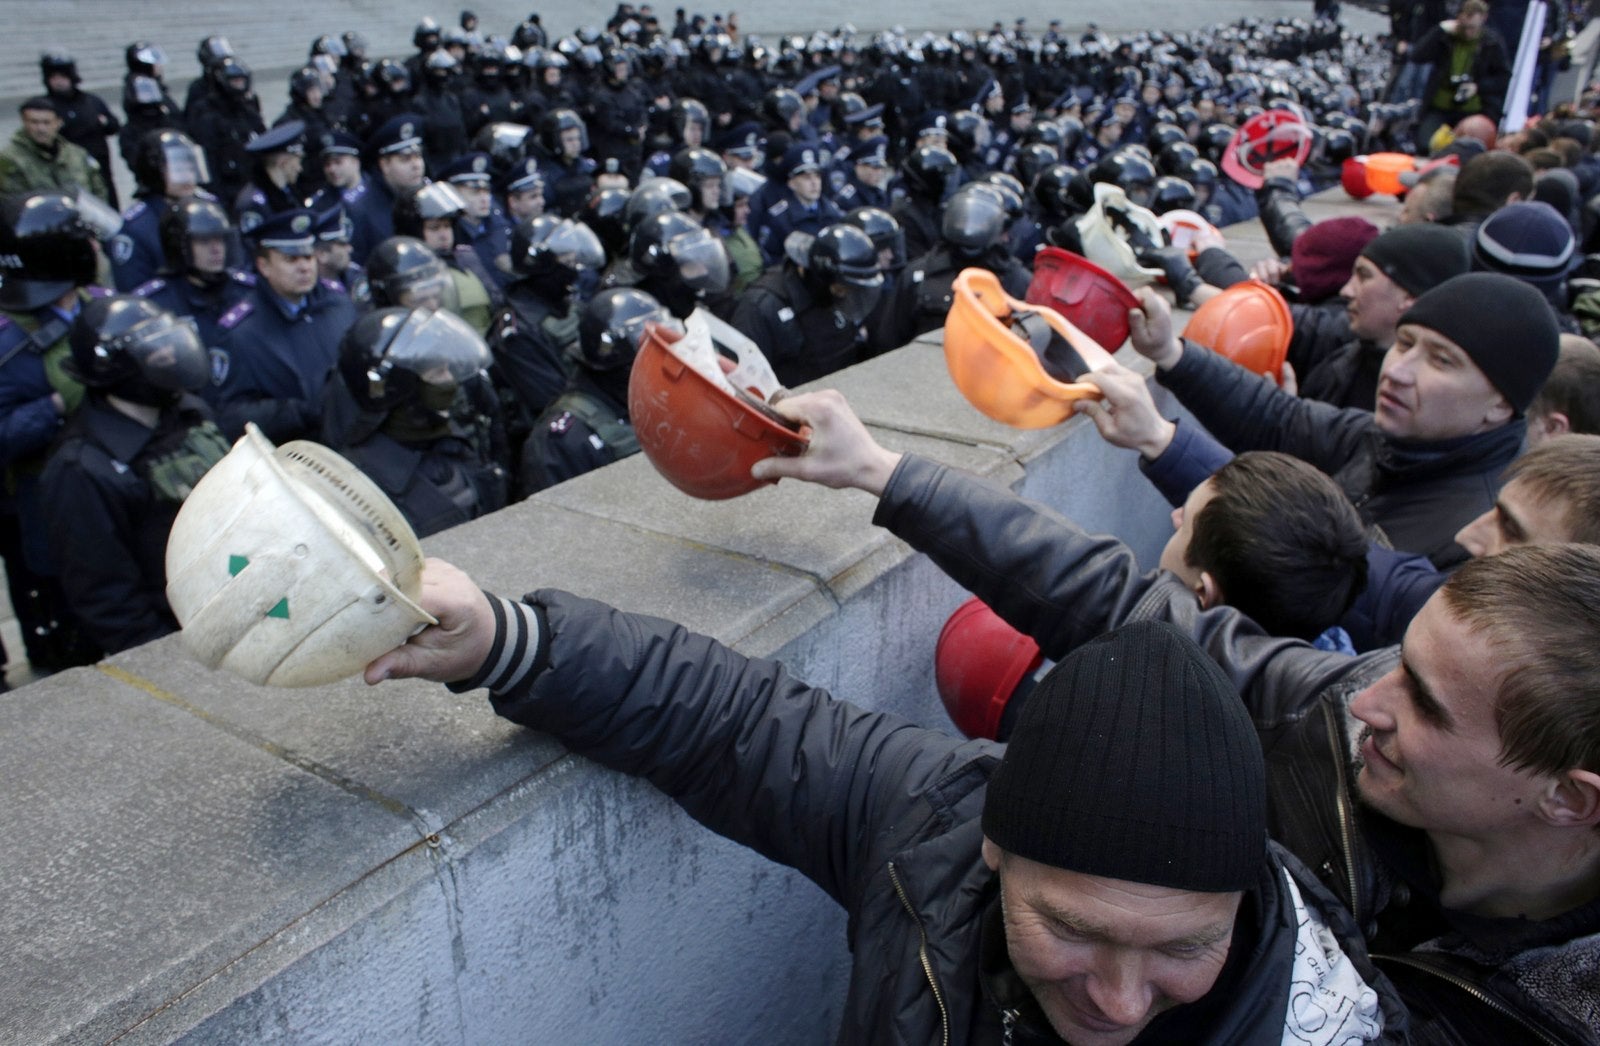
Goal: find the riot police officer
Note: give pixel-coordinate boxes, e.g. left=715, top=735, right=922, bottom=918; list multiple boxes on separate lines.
left=135, top=198, right=254, bottom=351
left=344, top=114, right=428, bottom=263
left=891, top=145, right=958, bottom=262
left=333, top=306, right=507, bottom=538
left=42, top=295, right=227, bottom=654
left=110, top=130, right=213, bottom=291
left=40, top=51, right=121, bottom=207
left=392, top=180, right=501, bottom=334
left=729, top=223, right=883, bottom=386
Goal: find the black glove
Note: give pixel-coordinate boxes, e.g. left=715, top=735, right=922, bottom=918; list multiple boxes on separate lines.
left=1138, top=244, right=1205, bottom=304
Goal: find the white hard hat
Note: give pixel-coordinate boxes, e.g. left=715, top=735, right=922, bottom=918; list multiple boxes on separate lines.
left=1073, top=182, right=1166, bottom=288
left=164, top=425, right=436, bottom=687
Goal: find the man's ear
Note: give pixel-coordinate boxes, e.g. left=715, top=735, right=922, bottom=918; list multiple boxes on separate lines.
left=1195, top=571, right=1222, bottom=611
left=1533, top=410, right=1572, bottom=439
left=1539, top=770, right=1600, bottom=828
left=1485, top=393, right=1514, bottom=429
left=982, top=835, right=1002, bottom=873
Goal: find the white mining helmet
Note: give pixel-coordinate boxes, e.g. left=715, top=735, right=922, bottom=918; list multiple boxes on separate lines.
left=164, top=424, right=436, bottom=687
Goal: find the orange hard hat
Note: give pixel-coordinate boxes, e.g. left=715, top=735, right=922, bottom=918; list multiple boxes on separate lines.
left=1182, top=279, right=1292, bottom=377
left=628, top=319, right=808, bottom=500
left=1341, top=155, right=1374, bottom=198
left=944, top=267, right=1115, bottom=429
left=1157, top=208, right=1224, bottom=261
left=1220, top=109, right=1313, bottom=190
left=1362, top=152, right=1416, bottom=196
left=934, top=596, right=1043, bottom=741
left=1026, top=246, right=1141, bottom=350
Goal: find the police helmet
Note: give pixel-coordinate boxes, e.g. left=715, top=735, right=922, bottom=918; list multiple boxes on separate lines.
left=132, top=130, right=211, bottom=197
left=0, top=190, right=112, bottom=310
left=1089, top=151, right=1158, bottom=208
left=365, top=236, right=456, bottom=310
left=576, top=287, right=668, bottom=371
left=806, top=224, right=885, bottom=322
left=580, top=187, right=633, bottom=257
left=537, top=108, right=589, bottom=155
left=940, top=184, right=1008, bottom=253
left=1150, top=175, right=1198, bottom=215
left=629, top=211, right=730, bottom=307
left=900, top=145, right=958, bottom=201
left=623, top=177, right=691, bottom=234
left=844, top=206, right=906, bottom=271
left=393, top=181, right=468, bottom=240
left=159, top=198, right=232, bottom=282
left=338, top=307, right=489, bottom=432
left=509, top=215, right=605, bottom=285
left=68, top=296, right=206, bottom=399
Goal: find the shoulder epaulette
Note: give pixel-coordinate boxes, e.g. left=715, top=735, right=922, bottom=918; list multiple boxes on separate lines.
left=319, top=277, right=343, bottom=293
left=342, top=182, right=367, bottom=204
left=132, top=278, right=166, bottom=296
left=229, top=270, right=257, bottom=286
left=218, top=300, right=254, bottom=330
left=768, top=198, right=789, bottom=217
left=123, top=201, right=148, bottom=221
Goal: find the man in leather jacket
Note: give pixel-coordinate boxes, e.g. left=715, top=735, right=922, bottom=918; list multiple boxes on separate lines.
left=369, top=571, right=1399, bottom=1044
left=750, top=388, right=1600, bottom=1045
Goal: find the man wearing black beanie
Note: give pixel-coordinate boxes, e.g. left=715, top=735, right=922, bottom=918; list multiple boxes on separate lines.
left=1128, top=273, right=1557, bottom=568
left=369, top=574, right=1400, bottom=1044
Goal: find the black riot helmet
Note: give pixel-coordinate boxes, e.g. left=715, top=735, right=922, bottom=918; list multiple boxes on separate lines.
left=210, top=57, right=252, bottom=99
left=132, top=130, right=211, bottom=198
left=1158, top=140, right=1200, bottom=176
left=580, top=187, right=633, bottom=258
left=196, top=35, right=235, bottom=70
left=1176, top=157, right=1219, bottom=206
left=940, top=183, right=1008, bottom=254
left=577, top=287, right=668, bottom=371
left=1089, top=151, right=1158, bottom=208
left=125, top=41, right=168, bottom=78
left=41, top=49, right=80, bottom=87
left=473, top=121, right=531, bottom=181
left=0, top=190, right=117, bottom=310
left=667, top=148, right=727, bottom=212
left=509, top=215, right=605, bottom=287
left=393, top=181, right=468, bottom=241
left=761, top=87, right=806, bottom=130
left=974, top=171, right=1026, bottom=219
left=1150, top=175, right=1198, bottom=215
left=158, top=198, right=232, bottom=285
left=537, top=108, right=589, bottom=156
left=1318, top=127, right=1358, bottom=166
left=1147, top=122, right=1187, bottom=151
left=1056, top=115, right=1085, bottom=156
left=372, top=58, right=412, bottom=97
left=945, top=110, right=991, bottom=164
left=67, top=295, right=207, bottom=402
left=670, top=98, right=711, bottom=146
left=629, top=211, right=730, bottom=317
left=338, top=306, right=489, bottom=440
left=844, top=206, right=906, bottom=272
left=1014, top=142, right=1062, bottom=190
left=1200, top=123, right=1235, bottom=164
left=900, top=145, right=958, bottom=202
left=413, top=17, right=443, bottom=52
left=805, top=224, right=885, bottom=323
left=1032, top=163, right=1082, bottom=219
left=623, top=177, right=691, bottom=236
left=365, top=236, right=458, bottom=310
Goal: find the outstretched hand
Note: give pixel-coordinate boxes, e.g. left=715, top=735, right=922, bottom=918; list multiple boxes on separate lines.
left=1128, top=287, right=1185, bottom=370
left=749, top=389, right=903, bottom=496
left=1074, top=361, right=1177, bottom=460
left=365, top=558, right=498, bottom=685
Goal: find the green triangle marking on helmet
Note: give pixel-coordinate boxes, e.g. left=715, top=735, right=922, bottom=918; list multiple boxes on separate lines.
left=266, top=598, right=289, bottom=620
left=228, top=554, right=289, bottom=617
left=228, top=554, right=248, bottom=576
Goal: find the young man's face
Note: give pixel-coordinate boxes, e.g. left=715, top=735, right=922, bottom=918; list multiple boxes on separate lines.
left=983, top=841, right=1239, bottom=1046
left=507, top=186, right=545, bottom=221
left=21, top=107, right=61, bottom=147
left=1340, top=256, right=1411, bottom=345
left=422, top=217, right=455, bottom=253
left=323, top=153, right=361, bottom=189
left=455, top=182, right=493, bottom=219
left=315, top=240, right=353, bottom=278
left=1158, top=478, right=1215, bottom=593
left=1348, top=597, right=1547, bottom=838
left=855, top=162, right=889, bottom=188
left=1453, top=476, right=1573, bottom=557
left=789, top=170, right=822, bottom=205
left=46, top=73, right=73, bottom=95
left=1376, top=324, right=1510, bottom=442
left=188, top=234, right=228, bottom=276
left=560, top=127, right=584, bottom=159
left=379, top=149, right=426, bottom=193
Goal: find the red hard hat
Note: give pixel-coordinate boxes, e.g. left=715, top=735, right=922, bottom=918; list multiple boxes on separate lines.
left=934, top=596, right=1043, bottom=741
left=1025, top=246, right=1141, bottom=351
left=1341, top=155, right=1373, bottom=198
left=628, top=320, right=809, bottom=499
left=1182, top=279, right=1292, bottom=378
left=1220, top=110, right=1313, bottom=190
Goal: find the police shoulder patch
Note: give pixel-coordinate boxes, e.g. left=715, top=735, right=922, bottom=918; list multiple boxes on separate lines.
left=132, top=278, right=165, bottom=296
left=208, top=347, right=230, bottom=386
left=319, top=277, right=343, bottom=293
left=768, top=199, right=789, bottom=217
left=218, top=301, right=254, bottom=330
left=237, top=210, right=263, bottom=233
left=110, top=234, right=135, bottom=264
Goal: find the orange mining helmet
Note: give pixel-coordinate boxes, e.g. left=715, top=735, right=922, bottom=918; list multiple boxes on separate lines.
left=1362, top=151, right=1416, bottom=196
left=1026, top=246, right=1141, bottom=351
left=628, top=313, right=808, bottom=499
left=945, top=267, right=1115, bottom=428
left=935, top=596, right=1044, bottom=741
left=1182, top=279, right=1293, bottom=378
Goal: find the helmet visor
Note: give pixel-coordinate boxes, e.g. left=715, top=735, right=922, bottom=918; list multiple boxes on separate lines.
left=666, top=227, right=730, bottom=293
left=388, top=260, right=454, bottom=311
left=162, top=140, right=212, bottom=190
left=126, top=313, right=208, bottom=391
left=833, top=278, right=883, bottom=325
left=385, top=308, right=492, bottom=384
left=74, top=189, right=123, bottom=241
left=543, top=219, right=606, bottom=270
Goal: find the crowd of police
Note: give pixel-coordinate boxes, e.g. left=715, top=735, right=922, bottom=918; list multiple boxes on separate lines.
left=0, top=4, right=1582, bottom=672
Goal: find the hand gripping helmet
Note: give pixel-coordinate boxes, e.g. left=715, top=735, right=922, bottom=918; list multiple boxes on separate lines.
left=844, top=206, right=906, bottom=272
left=393, top=181, right=468, bottom=241
left=0, top=190, right=116, bottom=310
left=1182, top=279, right=1293, bottom=377
left=1024, top=245, right=1141, bottom=351
left=629, top=211, right=731, bottom=317
left=159, top=198, right=233, bottom=285
left=338, top=307, right=490, bottom=432
left=804, top=224, right=885, bottom=324
left=623, top=177, right=691, bottom=238
left=628, top=309, right=807, bottom=499
left=943, top=266, right=1115, bottom=428
left=67, top=295, right=207, bottom=401
left=940, top=184, right=1008, bottom=254
left=578, top=287, right=669, bottom=371
left=133, top=129, right=212, bottom=198
left=164, top=424, right=436, bottom=687
left=509, top=214, right=605, bottom=286
left=365, top=236, right=457, bottom=310
left=1219, top=110, right=1312, bottom=190
left=935, top=596, right=1044, bottom=741
left=900, top=145, right=959, bottom=202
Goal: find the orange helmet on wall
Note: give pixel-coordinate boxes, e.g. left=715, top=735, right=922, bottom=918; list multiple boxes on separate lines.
left=945, top=267, right=1114, bottom=429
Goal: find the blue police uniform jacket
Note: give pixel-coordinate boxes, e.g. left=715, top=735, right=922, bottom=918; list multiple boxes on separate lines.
left=750, top=186, right=844, bottom=265
left=210, top=278, right=358, bottom=442
left=133, top=271, right=256, bottom=353
left=342, top=174, right=398, bottom=266
left=108, top=197, right=168, bottom=292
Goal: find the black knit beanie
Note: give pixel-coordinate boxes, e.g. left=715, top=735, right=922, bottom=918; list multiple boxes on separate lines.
left=1398, top=272, right=1560, bottom=415
left=981, top=621, right=1266, bottom=893
left=1360, top=222, right=1471, bottom=297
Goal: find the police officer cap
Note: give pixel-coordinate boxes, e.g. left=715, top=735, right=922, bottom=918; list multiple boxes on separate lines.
left=319, top=129, right=363, bottom=157
left=794, top=64, right=841, bottom=97
left=314, top=205, right=354, bottom=244
left=252, top=208, right=318, bottom=256
left=777, top=142, right=823, bottom=180
left=501, top=157, right=543, bottom=194
left=713, top=121, right=765, bottom=158
left=917, top=111, right=950, bottom=138
left=245, top=119, right=306, bottom=156
left=440, top=151, right=494, bottom=186
left=369, top=113, right=425, bottom=156
left=849, top=136, right=891, bottom=167
left=843, top=102, right=885, bottom=128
